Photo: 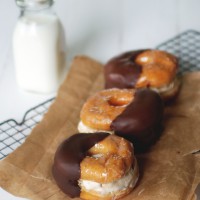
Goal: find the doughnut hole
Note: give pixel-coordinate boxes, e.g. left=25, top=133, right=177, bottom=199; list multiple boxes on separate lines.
left=108, top=96, right=131, bottom=107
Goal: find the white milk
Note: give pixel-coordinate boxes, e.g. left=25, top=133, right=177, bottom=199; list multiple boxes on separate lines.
left=13, top=12, right=66, bottom=93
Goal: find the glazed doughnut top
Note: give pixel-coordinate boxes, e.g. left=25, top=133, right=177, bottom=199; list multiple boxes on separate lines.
left=104, top=49, right=178, bottom=89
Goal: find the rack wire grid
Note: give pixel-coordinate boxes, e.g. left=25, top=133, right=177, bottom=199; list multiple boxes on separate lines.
left=0, top=98, right=54, bottom=159
left=1, top=30, right=200, bottom=160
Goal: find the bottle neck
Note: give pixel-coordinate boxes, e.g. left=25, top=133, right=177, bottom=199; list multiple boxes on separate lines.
left=16, top=0, right=54, bottom=11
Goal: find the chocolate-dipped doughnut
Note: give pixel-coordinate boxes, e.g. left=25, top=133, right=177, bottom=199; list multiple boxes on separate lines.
left=78, top=88, right=163, bottom=153
left=52, top=133, right=139, bottom=200
left=104, top=49, right=181, bottom=101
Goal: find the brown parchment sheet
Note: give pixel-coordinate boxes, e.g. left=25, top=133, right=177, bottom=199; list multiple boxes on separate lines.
left=0, top=56, right=200, bottom=200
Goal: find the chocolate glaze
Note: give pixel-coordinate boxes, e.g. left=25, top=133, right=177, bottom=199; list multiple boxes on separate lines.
left=111, top=89, right=163, bottom=153
left=104, top=50, right=148, bottom=89
left=52, top=133, right=109, bottom=198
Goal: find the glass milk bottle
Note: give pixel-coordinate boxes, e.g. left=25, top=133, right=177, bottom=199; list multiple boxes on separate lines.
left=13, top=0, right=66, bottom=93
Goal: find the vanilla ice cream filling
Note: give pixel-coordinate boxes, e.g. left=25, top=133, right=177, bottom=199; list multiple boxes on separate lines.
left=151, top=78, right=176, bottom=93
left=78, top=121, right=114, bottom=134
left=79, top=164, right=138, bottom=196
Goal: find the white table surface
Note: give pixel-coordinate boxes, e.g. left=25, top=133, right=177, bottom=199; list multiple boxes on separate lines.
left=0, top=0, right=200, bottom=199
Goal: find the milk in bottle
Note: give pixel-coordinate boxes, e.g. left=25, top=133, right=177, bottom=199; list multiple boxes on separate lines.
left=13, top=0, right=66, bottom=93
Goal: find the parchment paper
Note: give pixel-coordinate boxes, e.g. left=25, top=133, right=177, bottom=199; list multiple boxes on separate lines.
left=0, top=56, right=200, bottom=200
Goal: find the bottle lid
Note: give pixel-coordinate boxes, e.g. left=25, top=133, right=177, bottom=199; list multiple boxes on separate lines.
left=16, top=0, right=54, bottom=10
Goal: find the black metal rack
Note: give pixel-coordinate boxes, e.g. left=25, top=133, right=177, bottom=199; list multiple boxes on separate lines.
left=0, top=98, right=54, bottom=159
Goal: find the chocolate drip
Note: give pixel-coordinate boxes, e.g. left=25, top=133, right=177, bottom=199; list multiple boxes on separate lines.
left=104, top=50, right=148, bottom=89
left=111, top=89, right=163, bottom=153
left=52, top=133, right=109, bottom=198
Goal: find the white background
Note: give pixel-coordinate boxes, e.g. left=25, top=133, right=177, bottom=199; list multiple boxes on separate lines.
left=0, top=0, right=200, bottom=199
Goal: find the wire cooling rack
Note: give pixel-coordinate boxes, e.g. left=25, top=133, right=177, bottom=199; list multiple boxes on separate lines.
left=1, top=30, right=200, bottom=160
left=0, top=98, right=54, bottom=159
